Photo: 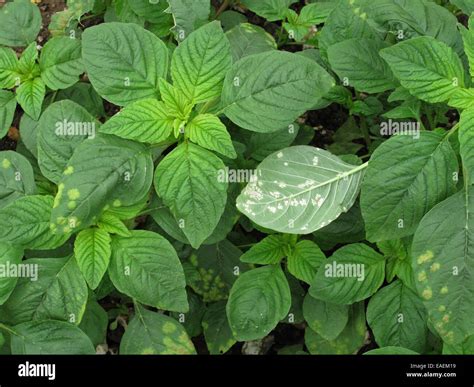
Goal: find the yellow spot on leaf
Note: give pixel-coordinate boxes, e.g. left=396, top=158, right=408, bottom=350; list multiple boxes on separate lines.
left=64, top=166, right=74, bottom=175
left=442, top=314, right=450, bottom=323
left=113, top=199, right=122, bottom=207
left=430, top=262, right=440, bottom=272
left=2, top=159, right=11, bottom=169
left=417, top=251, right=434, bottom=265
left=417, top=271, right=427, bottom=282
left=68, top=201, right=77, bottom=210
left=163, top=322, right=177, bottom=334
left=440, top=286, right=448, bottom=294
left=68, top=189, right=80, bottom=200
left=438, top=305, right=446, bottom=312
left=422, top=287, right=432, bottom=300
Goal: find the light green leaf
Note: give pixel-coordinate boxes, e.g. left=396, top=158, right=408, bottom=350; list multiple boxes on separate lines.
left=411, top=186, right=474, bottom=345
left=0, top=47, right=20, bottom=89
left=120, top=303, right=196, bottom=354
left=287, top=240, right=325, bottom=284
left=459, top=108, right=474, bottom=184
left=74, top=228, right=111, bottom=290
left=236, top=146, right=366, bottom=234
left=367, top=280, right=428, bottom=353
left=0, top=151, right=36, bottom=209
left=305, top=302, right=366, bottom=354
left=303, top=294, right=349, bottom=341
left=16, top=77, right=45, bottom=120
left=158, top=78, right=193, bottom=120
left=222, top=51, right=334, bottom=133
left=100, top=99, right=174, bottom=144
left=0, top=90, right=16, bottom=138
left=0, top=256, right=88, bottom=325
left=202, top=301, right=236, bottom=354
left=97, top=213, right=131, bottom=237
left=328, top=38, right=396, bottom=93
left=0, top=242, right=24, bottom=305
left=380, top=36, right=464, bottom=103
left=0, top=1, right=41, bottom=47
left=82, top=22, right=168, bottom=106
left=186, top=114, right=236, bottom=158
left=240, top=0, right=297, bottom=21
left=51, top=135, right=153, bottom=234
left=78, top=298, right=108, bottom=346
left=17, top=42, right=38, bottom=75
left=226, top=265, right=291, bottom=341
left=129, top=0, right=171, bottom=24
left=309, top=243, right=385, bottom=305
left=361, top=132, right=458, bottom=242
left=167, top=0, right=210, bottom=41
left=226, top=23, right=276, bottom=62
left=171, top=21, right=231, bottom=103
left=240, top=235, right=287, bottom=265
left=37, top=100, right=98, bottom=184
left=0, top=195, right=69, bottom=250
left=108, top=230, right=188, bottom=313
left=154, top=142, right=228, bottom=248
left=39, top=36, right=84, bottom=90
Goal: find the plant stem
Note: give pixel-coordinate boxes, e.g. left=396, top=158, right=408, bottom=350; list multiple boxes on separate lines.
left=216, top=0, right=230, bottom=18
left=0, top=322, right=17, bottom=336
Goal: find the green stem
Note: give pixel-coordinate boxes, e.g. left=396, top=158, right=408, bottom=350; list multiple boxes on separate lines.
left=0, top=322, right=17, bottom=336
left=215, top=0, right=230, bottom=18
left=446, top=122, right=460, bottom=139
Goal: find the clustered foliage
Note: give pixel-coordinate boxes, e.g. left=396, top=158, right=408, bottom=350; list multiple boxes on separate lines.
left=0, top=0, right=473, bottom=355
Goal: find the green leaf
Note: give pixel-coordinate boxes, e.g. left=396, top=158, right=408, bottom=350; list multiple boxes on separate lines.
left=202, top=301, right=236, bottom=354
left=380, top=36, right=465, bottom=103
left=158, top=78, right=193, bottom=120
left=0, top=90, right=16, bottom=138
left=16, top=77, right=45, bottom=120
left=171, top=21, right=231, bottom=103
left=167, top=0, right=210, bottom=41
left=37, top=100, right=98, bottom=184
left=459, top=108, right=474, bottom=184
left=120, top=303, right=196, bottom=354
left=54, top=82, right=104, bottom=118
left=97, top=213, right=131, bottom=237
left=361, top=132, right=458, bottom=242
left=0, top=150, right=36, bottom=209
left=309, top=243, right=385, bottom=305
left=226, top=265, right=291, bottom=341
left=222, top=51, right=334, bottom=133
left=246, top=123, right=299, bottom=161
left=378, top=239, right=416, bottom=291
left=240, top=235, right=287, bottom=265
left=39, top=36, right=84, bottom=90
left=170, top=291, right=205, bottom=338
left=328, top=38, right=396, bottom=93
left=154, top=142, right=228, bottom=248
left=411, top=187, right=474, bottom=344
left=100, top=99, right=174, bottom=144
left=367, top=280, right=428, bottom=353
left=17, top=42, right=38, bottom=75
left=74, top=228, right=111, bottom=290
left=236, top=146, right=366, bottom=234
left=78, top=298, right=108, bottom=346
left=303, top=294, right=349, bottom=341
left=186, top=240, right=249, bottom=302
left=240, top=0, right=297, bottom=21
left=460, top=17, right=474, bottom=79
left=186, top=114, right=236, bottom=159
left=128, top=0, right=171, bottom=24
left=82, top=22, right=168, bottom=106
left=0, top=47, right=20, bottom=89
left=287, top=240, right=325, bottom=284
left=9, top=320, right=95, bottom=354
left=305, top=302, right=366, bottom=354
left=108, top=230, right=188, bottom=313
left=51, top=135, right=153, bottom=234
left=0, top=1, right=41, bottom=47
left=0, top=242, right=24, bottom=305
left=0, top=195, right=69, bottom=250
left=226, top=23, right=276, bottom=62
left=0, top=256, right=88, bottom=325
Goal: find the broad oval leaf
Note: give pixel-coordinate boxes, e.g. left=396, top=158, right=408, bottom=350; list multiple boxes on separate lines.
left=16, top=78, right=45, bottom=121
left=154, top=142, right=228, bottom=248
left=287, top=240, right=326, bottom=284
left=202, top=301, right=236, bottom=354
left=236, top=146, right=366, bottom=234
left=361, top=132, right=458, bottom=242
left=411, top=187, right=474, bottom=344
left=309, top=243, right=385, bottom=305
left=10, top=320, right=94, bottom=355
left=0, top=1, right=41, bottom=47
left=367, top=280, right=428, bottom=353
left=120, top=303, right=196, bottom=354
left=0, top=256, right=88, bottom=325
left=37, top=100, right=98, bottom=184
left=240, top=0, right=297, bottom=21
left=0, top=242, right=24, bottom=305
left=51, top=135, right=153, bottom=234
left=0, top=90, right=16, bottom=137
left=226, top=265, right=291, bottom=341
left=226, top=23, right=276, bottom=62
left=82, top=22, right=168, bottom=106
left=221, top=51, right=334, bottom=133
left=108, top=230, right=188, bottom=313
